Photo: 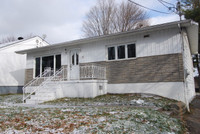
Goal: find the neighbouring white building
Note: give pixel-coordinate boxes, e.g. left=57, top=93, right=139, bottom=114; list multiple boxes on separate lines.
left=17, top=20, right=198, bottom=107
left=0, top=36, right=49, bottom=94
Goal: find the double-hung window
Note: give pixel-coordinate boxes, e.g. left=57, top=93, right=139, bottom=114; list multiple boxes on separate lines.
left=107, top=43, right=136, bottom=60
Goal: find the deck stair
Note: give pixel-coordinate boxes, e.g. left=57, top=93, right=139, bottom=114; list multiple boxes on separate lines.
left=23, top=67, right=66, bottom=104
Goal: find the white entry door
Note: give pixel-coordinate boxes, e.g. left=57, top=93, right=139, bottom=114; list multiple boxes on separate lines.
left=70, top=50, right=80, bottom=80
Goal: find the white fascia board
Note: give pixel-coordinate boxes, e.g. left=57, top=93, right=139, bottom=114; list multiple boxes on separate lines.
left=186, top=22, right=199, bottom=54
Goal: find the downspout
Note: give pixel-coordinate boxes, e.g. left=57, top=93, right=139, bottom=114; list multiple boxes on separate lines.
left=178, top=23, right=190, bottom=112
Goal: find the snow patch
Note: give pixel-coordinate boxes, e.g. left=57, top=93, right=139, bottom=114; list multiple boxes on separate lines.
left=98, top=117, right=106, bottom=122
left=131, top=99, right=145, bottom=105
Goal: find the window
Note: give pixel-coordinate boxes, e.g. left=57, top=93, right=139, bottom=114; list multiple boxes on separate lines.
left=108, top=47, right=115, bottom=60
left=42, top=56, right=54, bottom=72
left=108, top=43, right=136, bottom=60
left=128, top=44, right=136, bottom=58
left=35, top=57, right=40, bottom=77
left=35, top=54, right=62, bottom=78
left=117, top=45, right=125, bottom=59
left=72, top=54, right=75, bottom=65
left=76, top=53, right=79, bottom=65
left=56, top=55, right=61, bottom=71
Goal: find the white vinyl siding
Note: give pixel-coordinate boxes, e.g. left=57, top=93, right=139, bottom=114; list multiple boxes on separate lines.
left=26, top=28, right=182, bottom=68
left=182, top=29, right=196, bottom=103
left=80, top=28, right=182, bottom=63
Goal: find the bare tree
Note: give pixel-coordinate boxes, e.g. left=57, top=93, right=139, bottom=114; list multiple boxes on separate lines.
left=0, top=36, right=16, bottom=44
left=82, top=0, right=116, bottom=37
left=0, top=33, right=35, bottom=44
left=82, top=0, right=149, bottom=37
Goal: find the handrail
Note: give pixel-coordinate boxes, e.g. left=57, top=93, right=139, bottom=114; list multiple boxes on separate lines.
left=22, top=67, right=66, bottom=103
left=23, top=69, right=50, bottom=89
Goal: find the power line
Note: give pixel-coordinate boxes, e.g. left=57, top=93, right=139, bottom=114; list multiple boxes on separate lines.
left=128, top=0, right=171, bottom=14
left=159, top=0, right=175, bottom=6
left=158, top=0, right=171, bottom=9
left=157, top=0, right=176, bottom=12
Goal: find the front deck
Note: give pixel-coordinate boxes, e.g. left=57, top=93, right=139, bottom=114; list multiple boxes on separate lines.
left=23, top=65, right=107, bottom=104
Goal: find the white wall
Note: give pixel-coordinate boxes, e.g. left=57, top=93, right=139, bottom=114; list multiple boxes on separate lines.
left=26, top=47, right=64, bottom=69
left=0, top=37, right=49, bottom=86
left=0, top=53, right=26, bottom=86
left=182, top=29, right=196, bottom=103
left=80, top=28, right=182, bottom=63
left=26, top=27, right=182, bottom=69
left=108, top=82, right=186, bottom=103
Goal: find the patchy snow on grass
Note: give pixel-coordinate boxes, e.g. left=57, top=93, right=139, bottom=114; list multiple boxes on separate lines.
left=0, top=94, right=185, bottom=133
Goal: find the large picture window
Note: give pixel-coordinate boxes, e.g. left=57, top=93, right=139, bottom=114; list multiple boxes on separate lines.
left=35, top=54, right=61, bottom=77
left=108, top=43, right=136, bottom=60
left=42, top=56, right=54, bottom=72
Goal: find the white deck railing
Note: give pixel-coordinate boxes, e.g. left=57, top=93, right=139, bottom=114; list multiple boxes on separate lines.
left=80, top=65, right=106, bottom=80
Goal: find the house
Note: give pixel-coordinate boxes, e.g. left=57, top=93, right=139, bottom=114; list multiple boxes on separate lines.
left=16, top=20, right=198, bottom=106
left=0, top=36, right=49, bottom=94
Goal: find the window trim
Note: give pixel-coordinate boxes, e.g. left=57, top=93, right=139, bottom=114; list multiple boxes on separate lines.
left=107, top=43, right=136, bottom=61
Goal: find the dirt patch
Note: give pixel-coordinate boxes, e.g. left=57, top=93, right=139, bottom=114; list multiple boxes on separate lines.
left=184, top=95, right=200, bottom=134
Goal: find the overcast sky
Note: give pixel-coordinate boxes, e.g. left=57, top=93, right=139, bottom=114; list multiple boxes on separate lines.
left=0, top=0, right=180, bottom=44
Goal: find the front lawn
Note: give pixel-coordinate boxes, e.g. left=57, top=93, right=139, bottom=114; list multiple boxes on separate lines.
left=0, top=94, right=186, bottom=133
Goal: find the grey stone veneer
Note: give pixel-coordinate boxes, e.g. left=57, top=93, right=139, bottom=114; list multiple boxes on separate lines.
left=80, top=53, right=184, bottom=84
left=25, top=54, right=183, bottom=84
left=25, top=69, right=33, bottom=84
left=0, top=86, right=23, bottom=94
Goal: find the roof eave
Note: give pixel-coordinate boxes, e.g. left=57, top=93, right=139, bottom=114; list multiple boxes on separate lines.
left=185, top=21, right=199, bottom=54
left=16, top=20, right=195, bottom=54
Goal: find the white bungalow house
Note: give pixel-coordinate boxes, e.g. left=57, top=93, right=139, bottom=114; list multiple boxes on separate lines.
left=0, top=36, right=49, bottom=94
left=16, top=20, right=198, bottom=106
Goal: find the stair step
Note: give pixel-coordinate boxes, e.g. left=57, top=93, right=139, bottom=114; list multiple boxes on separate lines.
left=26, top=99, right=44, bottom=104
left=24, top=79, right=61, bottom=104
left=36, top=91, right=55, bottom=96
left=31, top=96, right=55, bottom=101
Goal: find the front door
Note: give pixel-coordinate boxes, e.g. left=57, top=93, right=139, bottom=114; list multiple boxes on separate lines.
left=70, top=50, right=79, bottom=80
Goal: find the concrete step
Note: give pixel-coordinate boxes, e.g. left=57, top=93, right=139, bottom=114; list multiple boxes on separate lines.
left=26, top=99, right=44, bottom=104
left=35, top=91, right=55, bottom=97
left=26, top=95, right=56, bottom=104
left=30, top=95, right=55, bottom=101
